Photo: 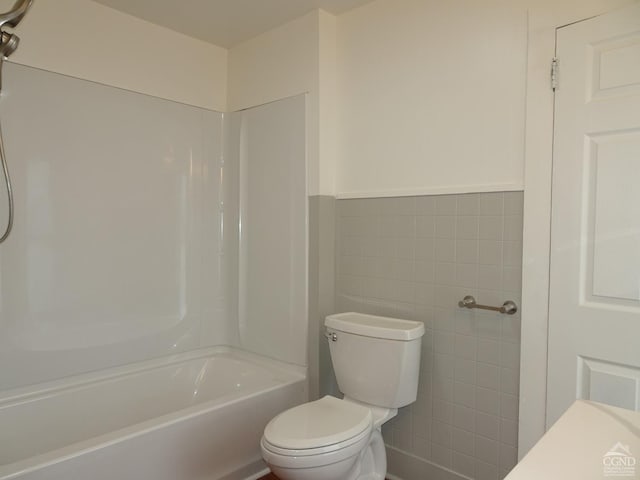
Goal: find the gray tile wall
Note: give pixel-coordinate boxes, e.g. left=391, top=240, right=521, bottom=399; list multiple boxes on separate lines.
left=308, top=195, right=337, bottom=401
left=334, top=192, right=523, bottom=480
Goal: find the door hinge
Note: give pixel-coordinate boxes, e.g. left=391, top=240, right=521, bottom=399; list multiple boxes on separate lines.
left=551, top=57, right=559, bottom=91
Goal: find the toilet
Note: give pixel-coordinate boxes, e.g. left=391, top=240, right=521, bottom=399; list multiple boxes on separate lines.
left=260, top=312, right=425, bottom=480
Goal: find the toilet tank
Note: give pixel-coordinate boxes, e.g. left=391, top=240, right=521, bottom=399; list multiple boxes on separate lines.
left=325, top=312, right=425, bottom=409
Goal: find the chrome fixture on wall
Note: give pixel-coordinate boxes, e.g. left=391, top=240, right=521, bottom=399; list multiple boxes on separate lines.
left=0, top=0, right=33, bottom=243
left=457, top=294, right=518, bottom=315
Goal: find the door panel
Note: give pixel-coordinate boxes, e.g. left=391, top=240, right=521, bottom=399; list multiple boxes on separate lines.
left=548, top=3, right=640, bottom=427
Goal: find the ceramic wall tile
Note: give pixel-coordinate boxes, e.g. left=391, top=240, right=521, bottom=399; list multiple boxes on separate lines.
left=334, top=191, right=523, bottom=479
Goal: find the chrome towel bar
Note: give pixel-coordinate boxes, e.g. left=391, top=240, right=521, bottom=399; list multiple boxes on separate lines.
left=457, top=295, right=518, bottom=315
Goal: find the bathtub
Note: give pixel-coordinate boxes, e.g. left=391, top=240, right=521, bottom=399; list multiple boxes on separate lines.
left=0, top=346, right=306, bottom=480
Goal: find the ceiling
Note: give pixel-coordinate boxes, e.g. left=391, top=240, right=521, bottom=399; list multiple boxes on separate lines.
left=93, top=0, right=375, bottom=48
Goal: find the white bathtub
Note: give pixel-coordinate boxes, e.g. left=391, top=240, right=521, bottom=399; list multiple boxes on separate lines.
left=0, top=347, right=306, bottom=480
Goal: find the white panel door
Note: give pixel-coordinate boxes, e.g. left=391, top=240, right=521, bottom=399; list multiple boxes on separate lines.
left=548, top=3, right=640, bottom=427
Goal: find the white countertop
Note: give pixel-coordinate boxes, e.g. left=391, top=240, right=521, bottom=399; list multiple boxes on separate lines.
left=506, top=400, right=640, bottom=480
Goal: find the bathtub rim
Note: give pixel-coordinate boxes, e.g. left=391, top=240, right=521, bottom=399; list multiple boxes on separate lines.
left=1, top=382, right=305, bottom=480
left=0, top=345, right=306, bottom=407
left=0, top=346, right=307, bottom=479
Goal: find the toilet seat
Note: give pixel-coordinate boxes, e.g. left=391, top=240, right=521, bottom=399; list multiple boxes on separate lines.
left=262, top=424, right=371, bottom=457
left=262, top=396, right=372, bottom=455
left=261, top=429, right=372, bottom=470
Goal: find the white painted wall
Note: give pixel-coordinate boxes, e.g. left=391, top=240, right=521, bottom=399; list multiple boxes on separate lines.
left=227, top=10, right=338, bottom=197
left=228, top=11, right=319, bottom=195
left=226, top=0, right=531, bottom=199
left=227, top=11, right=318, bottom=112
left=227, top=10, right=320, bottom=197
left=318, top=11, right=338, bottom=198
left=334, top=0, right=528, bottom=198
left=2, top=0, right=227, bottom=110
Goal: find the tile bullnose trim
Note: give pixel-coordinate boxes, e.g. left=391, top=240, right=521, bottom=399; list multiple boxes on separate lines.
left=336, top=184, right=524, bottom=200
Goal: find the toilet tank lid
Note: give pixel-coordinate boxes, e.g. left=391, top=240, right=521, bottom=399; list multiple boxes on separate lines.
left=325, top=312, right=425, bottom=341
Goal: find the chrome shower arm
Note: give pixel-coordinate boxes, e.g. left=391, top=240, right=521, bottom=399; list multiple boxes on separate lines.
left=0, top=0, right=33, bottom=31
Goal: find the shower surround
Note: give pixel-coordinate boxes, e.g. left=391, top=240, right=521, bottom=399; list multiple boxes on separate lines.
left=0, top=64, right=308, bottom=479
left=0, top=63, right=230, bottom=389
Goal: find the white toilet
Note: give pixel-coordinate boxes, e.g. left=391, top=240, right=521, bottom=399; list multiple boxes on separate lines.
left=260, top=312, right=425, bottom=480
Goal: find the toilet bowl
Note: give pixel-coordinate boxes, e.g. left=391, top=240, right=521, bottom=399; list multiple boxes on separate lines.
left=260, top=396, right=388, bottom=480
left=261, top=312, right=425, bottom=480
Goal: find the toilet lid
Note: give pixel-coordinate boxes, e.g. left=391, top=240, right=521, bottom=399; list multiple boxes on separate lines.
left=264, top=396, right=372, bottom=450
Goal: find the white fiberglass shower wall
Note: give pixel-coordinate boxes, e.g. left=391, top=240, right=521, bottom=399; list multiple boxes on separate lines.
left=229, top=95, right=308, bottom=367
left=0, top=63, right=309, bottom=389
left=0, top=63, right=232, bottom=389
left=0, top=64, right=308, bottom=480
